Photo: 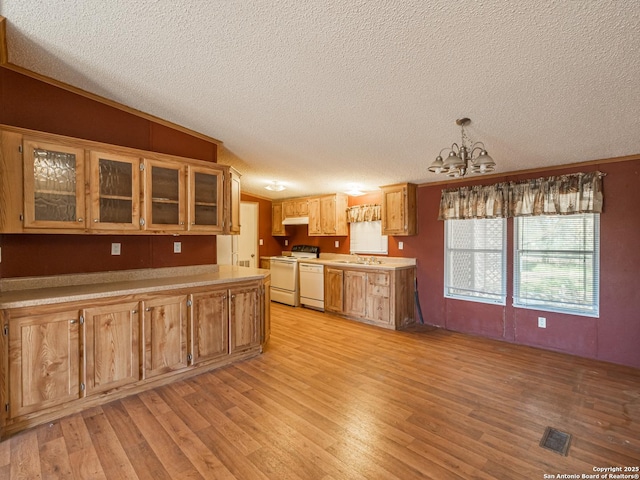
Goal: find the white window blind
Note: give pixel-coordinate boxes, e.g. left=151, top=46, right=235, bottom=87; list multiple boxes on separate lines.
left=444, top=218, right=506, bottom=304
left=349, top=221, right=388, bottom=254
left=514, top=213, right=599, bottom=317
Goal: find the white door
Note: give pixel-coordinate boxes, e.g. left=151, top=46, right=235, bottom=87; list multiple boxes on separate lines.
left=217, top=202, right=258, bottom=267
left=238, top=202, right=258, bottom=267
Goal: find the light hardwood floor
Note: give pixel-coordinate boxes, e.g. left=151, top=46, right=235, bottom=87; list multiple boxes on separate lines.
left=2, top=303, right=639, bottom=479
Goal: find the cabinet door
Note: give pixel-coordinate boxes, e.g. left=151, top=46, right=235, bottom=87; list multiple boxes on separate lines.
left=83, top=302, right=140, bottom=395
left=89, top=151, right=141, bottom=230
left=188, top=165, right=224, bottom=232
left=381, top=183, right=417, bottom=236
left=8, top=311, right=81, bottom=417
left=144, top=159, right=186, bottom=231
left=229, top=285, right=260, bottom=353
left=143, top=295, right=189, bottom=378
left=271, top=202, right=286, bottom=236
left=324, top=267, right=344, bottom=313
left=308, top=197, right=322, bottom=235
left=344, top=270, right=367, bottom=318
left=22, top=138, right=86, bottom=229
left=283, top=200, right=296, bottom=218
left=227, top=168, right=241, bottom=234
left=191, top=291, right=229, bottom=364
left=320, top=196, right=337, bottom=234
left=365, top=271, right=391, bottom=324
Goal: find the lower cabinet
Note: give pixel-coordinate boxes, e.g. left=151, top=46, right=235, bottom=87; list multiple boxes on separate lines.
left=8, top=309, right=82, bottom=418
left=324, top=266, right=415, bottom=330
left=143, top=294, right=189, bottom=378
left=229, top=284, right=261, bottom=353
left=84, top=301, right=140, bottom=395
left=1, top=277, right=268, bottom=439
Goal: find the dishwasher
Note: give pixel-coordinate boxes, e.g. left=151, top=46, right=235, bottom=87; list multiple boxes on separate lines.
left=299, top=262, right=324, bottom=310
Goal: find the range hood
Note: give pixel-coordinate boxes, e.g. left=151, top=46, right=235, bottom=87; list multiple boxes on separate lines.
left=282, top=216, right=309, bottom=225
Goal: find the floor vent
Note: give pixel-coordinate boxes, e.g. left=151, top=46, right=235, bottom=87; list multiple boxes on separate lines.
left=540, top=427, right=572, bottom=456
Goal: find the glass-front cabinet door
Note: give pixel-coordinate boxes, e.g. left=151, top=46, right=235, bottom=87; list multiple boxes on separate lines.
left=89, top=151, right=141, bottom=230
left=22, top=138, right=86, bottom=229
left=143, top=159, right=186, bottom=231
left=188, top=165, right=224, bottom=232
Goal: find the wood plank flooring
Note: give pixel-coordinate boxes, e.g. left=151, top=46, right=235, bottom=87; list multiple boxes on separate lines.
left=2, top=302, right=639, bottom=479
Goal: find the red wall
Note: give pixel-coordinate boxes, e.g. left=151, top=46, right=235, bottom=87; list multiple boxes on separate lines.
left=0, top=67, right=219, bottom=277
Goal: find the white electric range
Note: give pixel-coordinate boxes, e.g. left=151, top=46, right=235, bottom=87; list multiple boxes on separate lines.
left=270, top=245, right=319, bottom=306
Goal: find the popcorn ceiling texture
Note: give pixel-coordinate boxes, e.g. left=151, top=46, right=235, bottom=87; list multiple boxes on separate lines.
left=1, top=1, right=639, bottom=198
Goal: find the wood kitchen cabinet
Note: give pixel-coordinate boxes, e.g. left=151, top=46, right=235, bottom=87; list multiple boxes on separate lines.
left=0, top=269, right=270, bottom=439
left=226, top=167, right=241, bottom=235
left=308, top=194, right=348, bottom=236
left=143, top=159, right=187, bottom=231
left=323, top=265, right=414, bottom=329
left=271, top=201, right=287, bottom=236
left=188, top=164, right=224, bottom=233
left=83, top=301, right=140, bottom=395
left=7, top=308, right=81, bottom=418
left=190, top=290, right=229, bottom=365
left=89, top=150, right=141, bottom=230
left=1, top=125, right=241, bottom=235
left=22, top=137, right=86, bottom=230
left=229, top=283, right=261, bottom=353
left=283, top=198, right=309, bottom=218
left=380, top=183, right=417, bottom=236
left=324, top=267, right=344, bottom=313
left=142, top=294, right=189, bottom=377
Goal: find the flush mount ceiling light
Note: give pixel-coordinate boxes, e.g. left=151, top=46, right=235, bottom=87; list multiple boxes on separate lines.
left=428, top=118, right=496, bottom=177
left=345, top=184, right=365, bottom=196
left=265, top=181, right=286, bottom=191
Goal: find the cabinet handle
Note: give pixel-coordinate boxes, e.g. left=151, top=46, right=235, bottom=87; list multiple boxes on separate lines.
left=145, top=307, right=152, bottom=312
left=132, top=310, right=138, bottom=314
left=94, top=219, right=99, bottom=223
left=70, top=319, right=77, bottom=324
left=77, top=217, right=84, bottom=222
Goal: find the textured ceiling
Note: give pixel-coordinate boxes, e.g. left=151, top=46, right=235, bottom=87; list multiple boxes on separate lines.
left=2, top=1, right=639, bottom=199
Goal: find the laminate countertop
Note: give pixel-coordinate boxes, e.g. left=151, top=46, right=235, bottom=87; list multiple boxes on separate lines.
left=0, top=265, right=270, bottom=309
left=296, top=254, right=416, bottom=271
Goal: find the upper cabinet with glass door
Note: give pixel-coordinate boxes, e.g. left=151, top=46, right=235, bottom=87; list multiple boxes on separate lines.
left=143, top=159, right=187, bottom=231
left=188, top=164, right=224, bottom=233
left=89, top=151, right=141, bottom=230
left=22, top=138, right=86, bottom=229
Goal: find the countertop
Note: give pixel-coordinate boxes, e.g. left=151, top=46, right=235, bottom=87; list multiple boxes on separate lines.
left=296, top=253, right=416, bottom=270
left=0, top=265, right=270, bottom=309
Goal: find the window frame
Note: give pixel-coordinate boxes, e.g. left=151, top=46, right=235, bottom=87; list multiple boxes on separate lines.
left=444, top=217, right=507, bottom=306
left=513, top=213, right=600, bottom=317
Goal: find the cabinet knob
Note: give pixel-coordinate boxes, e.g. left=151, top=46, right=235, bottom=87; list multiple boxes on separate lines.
left=77, top=218, right=84, bottom=222
left=145, top=307, right=152, bottom=312
left=94, top=219, right=99, bottom=223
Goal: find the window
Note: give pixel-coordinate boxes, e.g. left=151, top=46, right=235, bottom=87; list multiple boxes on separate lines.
left=350, top=221, right=388, bottom=254
left=445, top=218, right=506, bottom=304
left=514, top=213, right=599, bottom=317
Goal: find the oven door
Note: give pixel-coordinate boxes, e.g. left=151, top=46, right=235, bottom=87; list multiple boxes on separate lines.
left=270, top=258, right=297, bottom=292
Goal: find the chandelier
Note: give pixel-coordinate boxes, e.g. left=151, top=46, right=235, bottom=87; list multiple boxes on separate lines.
left=428, top=118, right=495, bottom=177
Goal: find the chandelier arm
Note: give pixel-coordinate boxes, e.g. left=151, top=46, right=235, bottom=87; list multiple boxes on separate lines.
left=469, top=144, right=487, bottom=161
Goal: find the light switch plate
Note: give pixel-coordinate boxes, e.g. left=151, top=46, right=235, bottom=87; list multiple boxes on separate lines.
left=538, top=317, right=546, bottom=328
left=398, top=241, right=404, bottom=250
left=174, top=242, right=182, bottom=254
left=111, top=243, right=121, bottom=255
left=259, top=239, right=264, bottom=246
left=334, top=240, right=339, bottom=248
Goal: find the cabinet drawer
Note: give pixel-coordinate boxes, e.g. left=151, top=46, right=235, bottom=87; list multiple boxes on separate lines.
left=367, top=272, right=390, bottom=287
left=369, top=284, right=390, bottom=297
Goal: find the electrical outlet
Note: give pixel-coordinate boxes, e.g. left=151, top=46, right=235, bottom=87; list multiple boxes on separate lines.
left=398, top=241, right=404, bottom=250
left=111, top=243, right=121, bottom=255
left=259, top=239, right=264, bottom=246
left=538, top=317, right=546, bottom=328
left=173, top=242, right=182, bottom=254
left=285, top=239, right=289, bottom=246
left=334, top=240, right=339, bottom=248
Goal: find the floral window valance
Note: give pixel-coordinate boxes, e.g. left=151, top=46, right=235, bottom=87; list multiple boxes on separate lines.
left=438, top=171, right=605, bottom=220
left=347, top=204, right=381, bottom=223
